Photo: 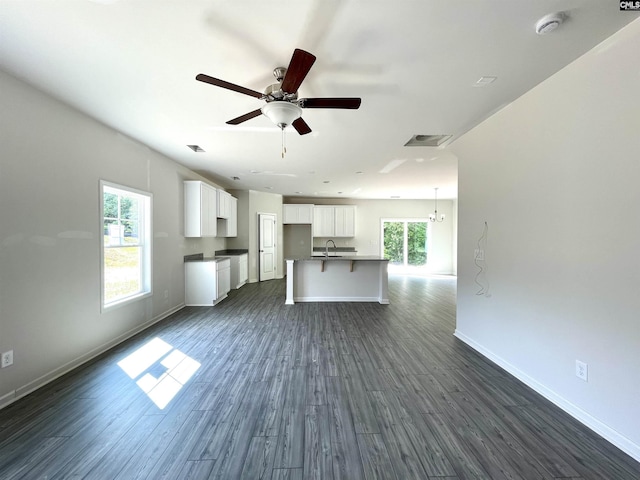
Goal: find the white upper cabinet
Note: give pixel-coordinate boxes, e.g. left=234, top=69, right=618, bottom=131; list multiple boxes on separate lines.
left=283, top=204, right=313, bottom=224
left=184, top=181, right=217, bottom=237
left=217, top=195, right=237, bottom=237
left=312, top=205, right=356, bottom=237
left=313, top=206, right=335, bottom=237
left=335, top=205, right=356, bottom=237
left=217, top=189, right=232, bottom=219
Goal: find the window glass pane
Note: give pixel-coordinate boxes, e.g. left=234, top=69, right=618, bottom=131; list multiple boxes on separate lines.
left=104, top=220, right=122, bottom=247
left=121, top=220, right=140, bottom=244
left=383, top=221, right=404, bottom=265
left=104, top=191, right=118, bottom=219
left=104, top=245, right=142, bottom=303
left=407, top=222, right=427, bottom=266
left=121, top=195, right=138, bottom=221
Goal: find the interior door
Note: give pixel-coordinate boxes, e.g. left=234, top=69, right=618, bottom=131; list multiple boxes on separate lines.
left=259, top=213, right=276, bottom=281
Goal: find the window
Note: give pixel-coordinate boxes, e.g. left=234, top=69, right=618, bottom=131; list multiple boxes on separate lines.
left=101, top=181, right=152, bottom=309
left=381, top=219, right=429, bottom=273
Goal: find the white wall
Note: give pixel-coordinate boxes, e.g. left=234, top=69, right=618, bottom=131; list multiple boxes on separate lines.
left=285, top=197, right=456, bottom=275
left=228, top=189, right=284, bottom=282
left=0, top=70, right=226, bottom=407
left=451, top=19, right=640, bottom=460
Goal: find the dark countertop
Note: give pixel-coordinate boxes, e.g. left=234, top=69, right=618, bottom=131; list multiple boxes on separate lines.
left=214, top=249, right=249, bottom=256
left=312, top=247, right=357, bottom=253
left=287, top=256, right=388, bottom=262
left=184, top=253, right=229, bottom=262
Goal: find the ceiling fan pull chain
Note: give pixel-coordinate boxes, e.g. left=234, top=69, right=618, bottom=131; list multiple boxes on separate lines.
left=281, top=127, right=287, bottom=158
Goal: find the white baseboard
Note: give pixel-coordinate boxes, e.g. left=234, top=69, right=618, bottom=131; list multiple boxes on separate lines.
left=454, top=329, right=640, bottom=463
left=0, top=303, right=185, bottom=411
left=294, top=296, right=384, bottom=303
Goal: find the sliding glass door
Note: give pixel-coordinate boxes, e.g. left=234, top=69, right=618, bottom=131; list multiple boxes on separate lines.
left=382, top=219, right=429, bottom=273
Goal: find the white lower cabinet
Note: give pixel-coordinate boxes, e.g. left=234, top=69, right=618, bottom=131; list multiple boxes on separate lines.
left=217, top=259, right=231, bottom=299
left=185, top=258, right=230, bottom=306
left=227, top=253, right=248, bottom=289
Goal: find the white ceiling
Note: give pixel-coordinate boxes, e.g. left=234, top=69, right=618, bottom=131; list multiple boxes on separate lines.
left=1, top=1, right=636, bottom=200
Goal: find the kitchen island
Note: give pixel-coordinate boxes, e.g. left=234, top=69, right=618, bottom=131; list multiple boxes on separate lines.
left=285, top=256, right=390, bottom=305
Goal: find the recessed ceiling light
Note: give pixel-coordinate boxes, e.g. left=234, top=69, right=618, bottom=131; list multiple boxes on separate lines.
left=187, top=145, right=205, bottom=152
left=355, top=171, right=363, bottom=174
left=337, top=191, right=343, bottom=194
left=323, top=180, right=330, bottom=184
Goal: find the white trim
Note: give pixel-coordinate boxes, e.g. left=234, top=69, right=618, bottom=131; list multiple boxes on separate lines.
left=294, top=296, right=387, bottom=304
left=100, top=180, right=153, bottom=312
left=0, top=303, right=184, bottom=411
left=454, top=329, right=640, bottom=462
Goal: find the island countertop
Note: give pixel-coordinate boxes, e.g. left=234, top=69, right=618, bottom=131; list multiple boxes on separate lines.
left=288, top=256, right=388, bottom=262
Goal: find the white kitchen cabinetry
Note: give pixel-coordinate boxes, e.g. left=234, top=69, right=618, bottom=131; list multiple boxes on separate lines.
left=335, top=205, right=356, bottom=237
left=227, top=253, right=248, bottom=289
left=313, top=205, right=356, bottom=237
left=216, top=258, right=231, bottom=300
left=217, top=195, right=237, bottom=237
left=217, top=189, right=232, bottom=219
left=313, top=206, right=335, bottom=237
left=185, top=258, right=230, bottom=306
left=283, top=204, right=313, bottom=224
left=184, top=181, right=217, bottom=237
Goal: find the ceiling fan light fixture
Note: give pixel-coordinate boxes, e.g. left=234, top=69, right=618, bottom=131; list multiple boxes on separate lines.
left=261, top=101, right=302, bottom=129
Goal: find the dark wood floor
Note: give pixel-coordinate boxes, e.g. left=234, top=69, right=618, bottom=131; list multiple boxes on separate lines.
left=1, top=275, right=639, bottom=479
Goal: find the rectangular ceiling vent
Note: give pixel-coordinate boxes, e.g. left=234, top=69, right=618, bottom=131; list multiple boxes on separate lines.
left=404, top=135, right=452, bottom=147
left=187, top=144, right=205, bottom=152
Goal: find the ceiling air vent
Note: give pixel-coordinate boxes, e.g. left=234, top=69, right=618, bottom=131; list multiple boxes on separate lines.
left=404, top=135, right=452, bottom=147
left=187, top=145, right=205, bottom=152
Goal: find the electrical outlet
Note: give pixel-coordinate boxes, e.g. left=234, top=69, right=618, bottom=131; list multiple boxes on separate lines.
left=1, top=350, right=13, bottom=368
left=576, top=360, right=588, bottom=381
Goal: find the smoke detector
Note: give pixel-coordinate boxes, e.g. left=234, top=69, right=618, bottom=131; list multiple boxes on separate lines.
left=536, top=13, right=565, bottom=35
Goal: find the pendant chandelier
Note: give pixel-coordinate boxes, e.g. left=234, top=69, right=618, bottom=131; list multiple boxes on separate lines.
left=429, top=187, right=445, bottom=222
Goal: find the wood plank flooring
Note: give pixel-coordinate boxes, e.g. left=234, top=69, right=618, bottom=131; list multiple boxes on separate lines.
left=1, top=275, right=639, bottom=479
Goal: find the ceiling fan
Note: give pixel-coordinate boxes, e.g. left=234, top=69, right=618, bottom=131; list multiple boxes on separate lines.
left=196, top=48, right=361, bottom=137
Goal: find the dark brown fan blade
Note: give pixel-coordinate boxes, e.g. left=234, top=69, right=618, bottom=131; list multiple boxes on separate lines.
left=226, top=109, right=263, bottom=125
left=196, top=74, right=263, bottom=99
left=280, top=49, right=316, bottom=94
left=292, top=117, right=312, bottom=135
left=300, top=98, right=361, bottom=109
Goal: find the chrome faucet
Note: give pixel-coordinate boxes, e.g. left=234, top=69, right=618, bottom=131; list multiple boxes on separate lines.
left=325, top=239, right=337, bottom=257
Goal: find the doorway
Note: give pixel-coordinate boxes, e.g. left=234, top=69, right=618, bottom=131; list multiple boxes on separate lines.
left=258, top=213, right=276, bottom=281
left=381, top=219, right=429, bottom=274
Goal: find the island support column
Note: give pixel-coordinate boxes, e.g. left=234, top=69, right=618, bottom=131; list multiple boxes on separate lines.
left=285, top=259, right=295, bottom=305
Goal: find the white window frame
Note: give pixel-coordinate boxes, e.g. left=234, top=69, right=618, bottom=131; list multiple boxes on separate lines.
left=100, top=180, right=152, bottom=311
left=380, top=218, right=432, bottom=269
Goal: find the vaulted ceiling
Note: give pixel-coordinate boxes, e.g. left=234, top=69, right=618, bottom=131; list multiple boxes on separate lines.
left=1, top=1, right=636, bottom=199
